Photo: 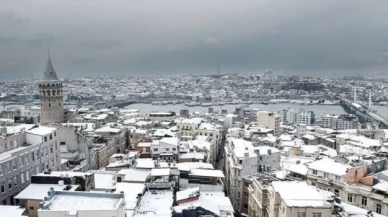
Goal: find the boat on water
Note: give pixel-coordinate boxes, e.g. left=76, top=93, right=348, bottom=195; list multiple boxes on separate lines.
left=201, top=102, right=213, bottom=107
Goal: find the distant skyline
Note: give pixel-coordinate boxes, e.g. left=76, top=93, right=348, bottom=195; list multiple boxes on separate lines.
left=1, top=0, right=388, bottom=80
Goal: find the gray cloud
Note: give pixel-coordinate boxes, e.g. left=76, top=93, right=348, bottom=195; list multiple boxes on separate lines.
left=1, top=0, right=388, bottom=79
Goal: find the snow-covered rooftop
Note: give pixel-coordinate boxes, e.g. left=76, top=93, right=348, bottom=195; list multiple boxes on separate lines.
left=118, top=169, right=150, bottom=182
left=176, top=162, right=214, bottom=172
left=176, top=187, right=200, bottom=201
left=45, top=192, right=122, bottom=214
left=0, top=205, right=26, bottom=217
left=272, top=181, right=331, bottom=208
left=27, top=126, right=56, bottom=136
left=189, top=169, right=224, bottom=178
left=308, top=158, right=351, bottom=176
left=151, top=168, right=170, bottom=176
left=133, top=190, right=173, bottom=217
left=15, top=184, right=78, bottom=200
left=115, top=183, right=145, bottom=210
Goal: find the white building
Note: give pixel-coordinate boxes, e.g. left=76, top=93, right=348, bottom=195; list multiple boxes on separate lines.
left=297, top=110, right=315, bottom=125
left=248, top=180, right=332, bottom=217
left=281, top=108, right=297, bottom=125
left=150, top=137, right=179, bottom=162
left=257, top=111, right=281, bottom=136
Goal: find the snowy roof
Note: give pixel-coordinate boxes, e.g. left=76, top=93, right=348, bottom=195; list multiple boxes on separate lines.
left=341, top=201, right=386, bottom=217
left=159, top=137, right=179, bottom=146
left=308, top=158, right=351, bottom=176
left=119, top=169, right=150, bottom=182
left=198, top=123, right=216, bottom=131
left=180, top=152, right=205, bottom=160
left=176, top=162, right=213, bottom=172
left=45, top=192, right=122, bottom=214
left=180, top=118, right=202, bottom=125
left=115, top=183, right=145, bottom=210
left=151, top=168, right=170, bottom=176
left=189, top=169, right=224, bottom=178
left=284, top=164, right=308, bottom=176
left=372, top=181, right=388, bottom=192
left=271, top=181, right=331, bottom=208
left=133, top=190, right=173, bottom=217
left=15, top=184, right=78, bottom=200
left=94, top=173, right=116, bottom=190
left=135, top=158, right=156, bottom=169
left=94, top=125, right=122, bottom=133
left=176, top=187, right=200, bottom=201
left=35, top=171, right=92, bottom=179
left=302, top=134, right=316, bottom=140
left=254, top=146, right=280, bottom=155
left=6, top=124, right=35, bottom=134
left=27, top=126, right=56, bottom=136
left=84, top=113, right=108, bottom=120
left=0, top=205, right=27, bottom=217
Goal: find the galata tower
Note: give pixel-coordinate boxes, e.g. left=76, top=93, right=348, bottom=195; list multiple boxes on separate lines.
left=38, top=52, right=64, bottom=124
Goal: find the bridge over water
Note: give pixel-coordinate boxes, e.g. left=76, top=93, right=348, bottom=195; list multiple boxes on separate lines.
left=339, top=98, right=388, bottom=128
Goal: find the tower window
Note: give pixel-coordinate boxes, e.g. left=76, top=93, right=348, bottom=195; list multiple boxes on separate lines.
left=49, top=104, right=51, bottom=107
left=59, top=103, right=61, bottom=106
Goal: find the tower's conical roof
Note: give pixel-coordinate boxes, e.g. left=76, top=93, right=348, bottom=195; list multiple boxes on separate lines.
left=43, top=52, right=58, bottom=81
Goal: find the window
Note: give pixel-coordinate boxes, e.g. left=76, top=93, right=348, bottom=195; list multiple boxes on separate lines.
left=312, top=170, right=317, bottom=175
left=376, top=204, right=381, bottom=214
left=153, top=148, right=158, bottom=151
left=166, top=148, right=169, bottom=151
left=26, top=170, right=30, bottom=181
left=312, top=213, right=321, bottom=217
left=243, top=204, right=248, bottom=209
left=54, top=132, right=56, bottom=137
left=50, top=134, right=52, bottom=140
left=237, top=192, right=240, bottom=199
left=24, top=155, right=28, bottom=165
left=20, top=156, right=24, bottom=166
left=0, top=165, right=3, bottom=176
left=14, top=176, right=17, bottom=186
left=361, top=196, right=367, bottom=206
left=335, top=189, right=339, bottom=197
left=335, top=176, right=340, bottom=181
left=44, top=136, right=47, bottom=142
left=324, top=173, right=328, bottom=178
left=1, top=181, right=4, bottom=193
left=12, top=159, right=16, bottom=170
left=347, top=194, right=353, bottom=203
left=29, top=207, right=34, bottom=210
left=21, top=173, right=25, bottom=184
left=8, top=179, right=12, bottom=189
left=31, top=152, right=35, bottom=161
left=297, top=212, right=306, bottom=217
left=50, top=145, right=53, bottom=153
left=172, top=148, right=176, bottom=151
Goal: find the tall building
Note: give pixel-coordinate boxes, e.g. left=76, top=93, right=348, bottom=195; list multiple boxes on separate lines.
left=38, top=53, right=64, bottom=124
left=257, top=111, right=280, bottom=136
left=297, top=110, right=315, bottom=125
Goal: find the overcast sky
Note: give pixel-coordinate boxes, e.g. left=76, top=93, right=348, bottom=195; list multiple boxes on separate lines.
left=1, top=0, right=388, bottom=79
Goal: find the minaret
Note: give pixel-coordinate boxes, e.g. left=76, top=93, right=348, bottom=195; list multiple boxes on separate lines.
left=38, top=51, right=64, bottom=124
left=353, top=87, right=357, bottom=102
left=368, top=90, right=372, bottom=109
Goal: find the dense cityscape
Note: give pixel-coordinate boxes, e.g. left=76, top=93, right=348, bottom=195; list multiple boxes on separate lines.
left=0, top=55, right=388, bottom=217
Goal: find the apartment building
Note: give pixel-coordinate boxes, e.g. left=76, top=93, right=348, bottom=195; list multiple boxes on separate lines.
left=306, top=157, right=388, bottom=215
left=0, top=125, right=61, bottom=205
left=225, top=138, right=279, bottom=213
left=94, top=124, right=129, bottom=153
left=257, top=111, right=281, bottom=136
left=197, top=122, right=222, bottom=166
left=320, top=114, right=358, bottom=130
left=297, top=110, right=315, bottom=125
left=248, top=179, right=331, bottom=217
left=177, top=118, right=202, bottom=138
left=151, top=137, right=179, bottom=162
